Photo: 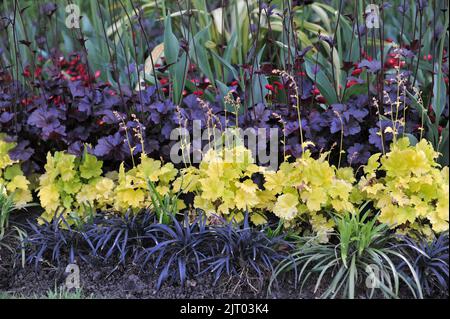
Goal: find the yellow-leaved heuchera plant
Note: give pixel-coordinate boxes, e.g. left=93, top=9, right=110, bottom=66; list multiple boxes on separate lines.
left=38, top=151, right=114, bottom=223
left=114, top=154, right=182, bottom=212
left=0, top=135, right=32, bottom=208
left=262, top=151, right=356, bottom=240
left=358, top=137, right=449, bottom=234
left=173, top=144, right=267, bottom=225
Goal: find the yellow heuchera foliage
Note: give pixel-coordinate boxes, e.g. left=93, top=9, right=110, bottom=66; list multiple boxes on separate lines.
left=173, top=145, right=267, bottom=225
left=38, top=151, right=114, bottom=223
left=262, top=151, right=355, bottom=239
left=114, top=154, right=182, bottom=212
left=359, top=137, right=449, bottom=234
left=0, top=135, right=32, bottom=208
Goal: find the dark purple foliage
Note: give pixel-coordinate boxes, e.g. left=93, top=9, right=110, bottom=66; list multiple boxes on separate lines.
left=0, top=44, right=442, bottom=171
left=358, top=59, right=382, bottom=73
left=202, top=214, right=292, bottom=284
left=85, top=210, right=157, bottom=265
left=137, top=214, right=216, bottom=290
left=347, top=143, right=371, bottom=165
left=368, top=120, right=404, bottom=151
left=25, top=211, right=96, bottom=269
left=397, top=233, right=449, bottom=297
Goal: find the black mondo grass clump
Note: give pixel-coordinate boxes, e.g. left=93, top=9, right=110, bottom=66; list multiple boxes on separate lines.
left=24, top=209, right=159, bottom=269
left=270, top=205, right=424, bottom=299
left=134, top=212, right=293, bottom=291
left=397, top=233, right=449, bottom=297
left=136, top=214, right=216, bottom=290
left=203, top=214, right=293, bottom=289
left=86, top=209, right=158, bottom=265
left=20, top=209, right=294, bottom=292
left=24, top=210, right=97, bottom=269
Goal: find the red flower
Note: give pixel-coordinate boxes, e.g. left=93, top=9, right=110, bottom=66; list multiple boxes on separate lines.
left=316, top=95, right=326, bottom=104
left=265, top=84, right=275, bottom=92
left=193, top=90, right=204, bottom=96
left=34, top=67, right=42, bottom=78
left=159, top=77, right=169, bottom=85
left=361, top=50, right=373, bottom=61
left=311, top=87, right=321, bottom=96
left=423, top=54, right=432, bottom=61
left=52, top=96, right=63, bottom=106
left=346, top=80, right=359, bottom=88
left=230, top=80, right=239, bottom=86
left=386, top=37, right=394, bottom=43
left=351, top=68, right=362, bottom=76
left=21, top=98, right=32, bottom=106
left=22, top=66, right=31, bottom=78
left=385, top=57, right=404, bottom=69
left=273, top=81, right=284, bottom=90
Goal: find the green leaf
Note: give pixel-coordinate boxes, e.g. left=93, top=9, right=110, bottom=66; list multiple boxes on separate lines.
left=404, top=133, right=418, bottom=146
left=3, top=164, right=22, bottom=181
left=163, top=15, right=180, bottom=66
left=172, top=52, right=189, bottom=105
left=432, top=12, right=449, bottom=121
left=191, top=23, right=215, bottom=84
left=209, top=49, right=239, bottom=83
left=164, top=15, right=188, bottom=105
left=438, top=125, right=449, bottom=166
left=250, top=45, right=269, bottom=106
left=432, top=63, right=447, bottom=120
left=222, top=32, right=237, bottom=82
left=343, top=83, right=367, bottom=101
left=80, top=154, right=103, bottom=179
left=304, top=59, right=338, bottom=105
left=216, top=80, right=232, bottom=111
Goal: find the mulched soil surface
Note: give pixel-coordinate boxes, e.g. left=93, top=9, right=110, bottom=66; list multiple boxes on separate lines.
left=1, top=252, right=309, bottom=299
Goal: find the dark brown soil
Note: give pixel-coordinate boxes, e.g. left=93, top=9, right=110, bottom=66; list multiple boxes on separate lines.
left=1, top=255, right=310, bottom=299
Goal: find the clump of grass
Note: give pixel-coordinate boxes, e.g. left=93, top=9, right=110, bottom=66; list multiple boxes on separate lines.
left=45, top=286, right=91, bottom=299
left=0, top=185, right=15, bottom=240
left=0, top=287, right=93, bottom=299
left=270, top=203, right=423, bottom=299
left=0, top=186, right=27, bottom=268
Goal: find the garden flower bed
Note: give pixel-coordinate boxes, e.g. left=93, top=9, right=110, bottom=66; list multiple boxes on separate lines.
left=0, top=0, right=448, bottom=301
